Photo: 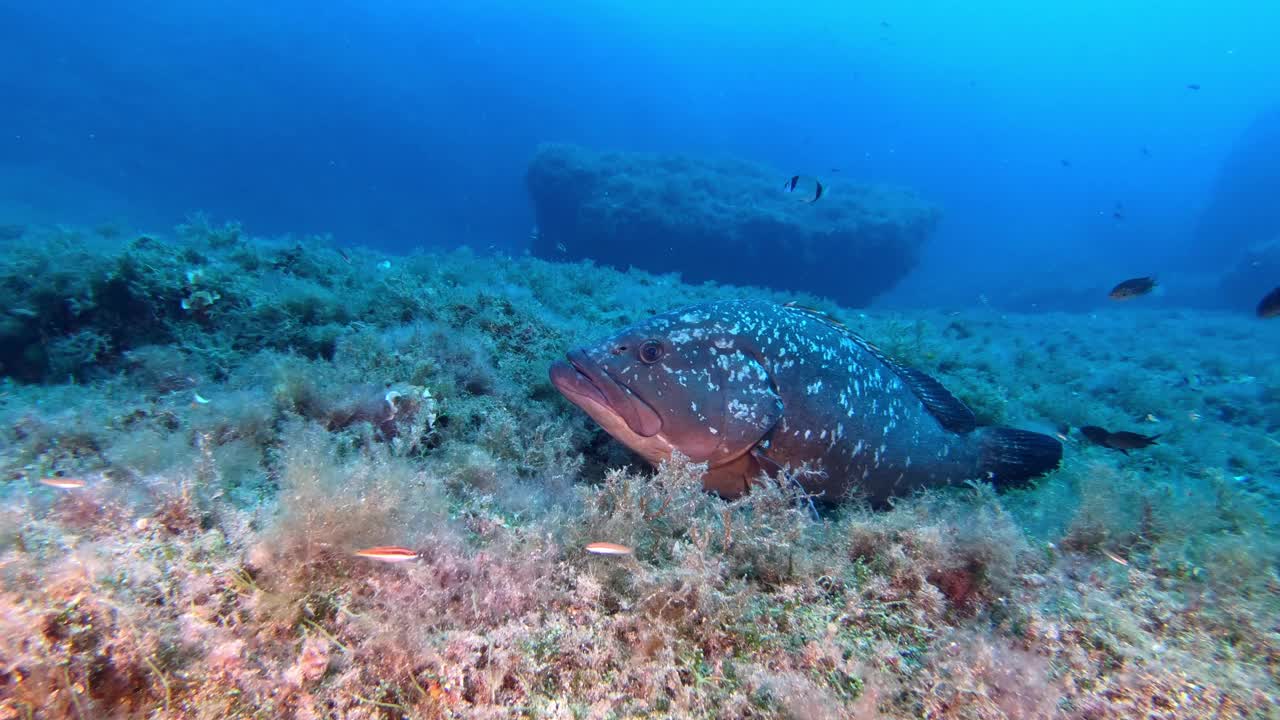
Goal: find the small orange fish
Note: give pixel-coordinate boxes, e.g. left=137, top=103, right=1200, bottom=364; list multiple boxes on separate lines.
left=584, top=542, right=633, bottom=556
left=39, top=477, right=87, bottom=489
left=354, top=546, right=419, bottom=563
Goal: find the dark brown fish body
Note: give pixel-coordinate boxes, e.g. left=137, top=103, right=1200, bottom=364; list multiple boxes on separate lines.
left=1106, top=431, right=1160, bottom=451
left=1258, top=287, right=1280, bottom=318
left=550, top=300, right=1062, bottom=507
left=1109, top=276, right=1157, bottom=300
left=1080, top=425, right=1159, bottom=454
left=1079, top=425, right=1111, bottom=445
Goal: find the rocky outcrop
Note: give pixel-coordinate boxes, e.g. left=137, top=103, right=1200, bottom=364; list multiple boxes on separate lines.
left=526, top=144, right=940, bottom=307
left=1194, top=107, right=1280, bottom=266
left=1218, top=235, right=1280, bottom=313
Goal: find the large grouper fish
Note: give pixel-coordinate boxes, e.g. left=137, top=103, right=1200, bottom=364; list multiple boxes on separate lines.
left=549, top=300, right=1062, bottom=506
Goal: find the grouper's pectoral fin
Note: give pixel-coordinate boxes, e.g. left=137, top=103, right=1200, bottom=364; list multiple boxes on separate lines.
left=751, top=448, right=821, bottom=520
left=703, top=448, right=820, bottom=520
left=702, top=452, right=761, bottom=499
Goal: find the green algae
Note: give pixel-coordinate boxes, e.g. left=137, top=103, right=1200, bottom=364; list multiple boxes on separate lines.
left=0, top=218, right=1276, bottom=718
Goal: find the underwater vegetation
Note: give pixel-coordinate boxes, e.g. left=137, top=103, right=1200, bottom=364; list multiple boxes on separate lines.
left=0, top=219, right=1278, bottom=718
left=526, top=143, right=939, bottom=307
left=549, top=299, right=1064, bottom=507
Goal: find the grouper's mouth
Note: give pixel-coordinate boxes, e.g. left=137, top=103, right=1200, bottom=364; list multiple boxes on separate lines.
left=549, top=350, right=663, bottom=438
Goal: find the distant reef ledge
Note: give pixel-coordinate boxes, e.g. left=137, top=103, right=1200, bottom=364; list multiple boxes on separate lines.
left=526, top=143, right=940, bottom=306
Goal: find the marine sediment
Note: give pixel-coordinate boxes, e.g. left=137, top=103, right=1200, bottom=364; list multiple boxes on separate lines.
left=1, top=218, right=1278, bottom=718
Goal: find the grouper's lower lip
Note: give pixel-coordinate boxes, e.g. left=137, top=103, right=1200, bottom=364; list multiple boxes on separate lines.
left=550, top=351, right=663, bottom=438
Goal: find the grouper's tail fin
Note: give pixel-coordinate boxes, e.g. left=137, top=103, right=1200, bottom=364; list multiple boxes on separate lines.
left=976, top=427, right=1063, bottom=488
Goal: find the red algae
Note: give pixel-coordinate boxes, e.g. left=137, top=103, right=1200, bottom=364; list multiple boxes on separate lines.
left=0, top=220, right=1276, bottom=718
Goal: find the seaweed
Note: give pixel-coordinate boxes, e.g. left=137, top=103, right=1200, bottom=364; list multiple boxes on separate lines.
left=0, top=218, right=1276, bottom=718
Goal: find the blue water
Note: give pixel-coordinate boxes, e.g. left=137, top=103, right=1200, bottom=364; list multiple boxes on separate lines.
left=2, top=0, right=1278, bottom=306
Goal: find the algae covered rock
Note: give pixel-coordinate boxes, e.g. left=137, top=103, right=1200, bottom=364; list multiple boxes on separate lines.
left=1193, top=106, right=1280, bottom=266
left=1218, top=235, right=1280, bottom=313
left=526, top=143, right=940, bottom=306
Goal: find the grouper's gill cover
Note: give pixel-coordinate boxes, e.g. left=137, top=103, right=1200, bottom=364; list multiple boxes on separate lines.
left=549, top=306, right=783, bottom=471
left=550, top=300, right=1062, bottom=505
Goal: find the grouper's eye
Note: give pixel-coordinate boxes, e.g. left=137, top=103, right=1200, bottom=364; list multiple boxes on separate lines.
left=638, top=339, right=665, bottom=364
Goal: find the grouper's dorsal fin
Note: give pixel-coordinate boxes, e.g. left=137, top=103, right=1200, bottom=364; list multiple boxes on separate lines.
left=873, top=359, right=978, bottom=433
left=782, top=301, right=845, bottom=326
left=782, top=303, right=979, bottom=434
